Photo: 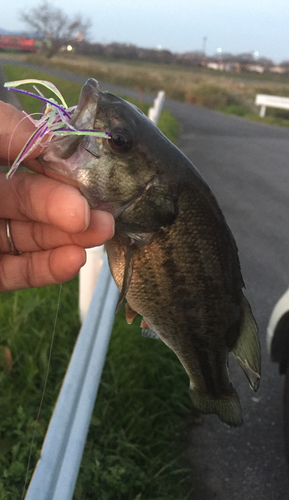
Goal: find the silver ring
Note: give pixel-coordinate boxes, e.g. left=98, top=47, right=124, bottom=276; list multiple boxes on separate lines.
left=5, top=219, right=21, bottom=255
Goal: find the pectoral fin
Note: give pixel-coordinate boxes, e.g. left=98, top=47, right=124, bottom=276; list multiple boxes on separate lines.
left=141, top=328, right=160, bottom=340
left=232, top=295, right=261, bottom=392
left=115, top=245, right=134, bottom=314
left=140, top=318, right=159, bottom=339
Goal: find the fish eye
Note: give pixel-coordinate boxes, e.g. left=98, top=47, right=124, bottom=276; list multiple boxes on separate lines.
left=109, top=128, right=133, bottom=153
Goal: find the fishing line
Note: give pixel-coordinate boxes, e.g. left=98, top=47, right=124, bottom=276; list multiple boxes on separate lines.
left=7, top=112, right=42, bottom=168
left=6, top=112, right=45, bottom=216
left=21, top=283, right=62, bottom=499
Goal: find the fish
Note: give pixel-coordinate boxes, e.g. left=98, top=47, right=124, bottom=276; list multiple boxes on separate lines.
left=39, top=78, right=261, bottom=427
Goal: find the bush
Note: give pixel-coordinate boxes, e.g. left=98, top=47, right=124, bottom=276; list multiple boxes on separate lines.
left=185, top=84, right=234, bottom=109
left=267, top=108, right=289, bottom=120
left=185, top=84, right=254, bottom=118
left=218, top=104, right=248, bottom=116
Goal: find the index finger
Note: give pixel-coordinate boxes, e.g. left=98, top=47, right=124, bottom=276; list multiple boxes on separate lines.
left=0, top=171, right=90, bottom=233
left=0, top=101, right=41, bottom=162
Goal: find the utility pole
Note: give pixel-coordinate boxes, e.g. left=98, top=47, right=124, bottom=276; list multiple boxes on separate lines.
left=202, top=36, right=207, bottom=66
left=202, top=36, right=207, bottom=55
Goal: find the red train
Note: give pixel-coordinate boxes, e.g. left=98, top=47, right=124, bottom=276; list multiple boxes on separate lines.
left=0, top=35, right=37, bottom=52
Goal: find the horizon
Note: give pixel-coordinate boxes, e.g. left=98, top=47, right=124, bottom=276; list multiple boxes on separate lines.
left=0, top=27, right=284, bottom=66
left=1, top=0, right=289, bottom=64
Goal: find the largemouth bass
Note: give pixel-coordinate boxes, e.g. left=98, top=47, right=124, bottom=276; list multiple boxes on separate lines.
left=39, top=78, right=260, bottom=427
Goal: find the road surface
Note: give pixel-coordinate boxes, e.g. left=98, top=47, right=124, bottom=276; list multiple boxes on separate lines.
left=171, top=101, right=289, bottom=500
left=1, top=58, right=289, bottom=499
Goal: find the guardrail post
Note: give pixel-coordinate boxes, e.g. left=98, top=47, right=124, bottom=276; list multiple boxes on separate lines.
left=148, top=90, right=165, bottom=124
left=79, top=246, right=105, bottom=323
left=255, top=93, right=289, bottom=117
left=260, top=104, right=266, bottom=117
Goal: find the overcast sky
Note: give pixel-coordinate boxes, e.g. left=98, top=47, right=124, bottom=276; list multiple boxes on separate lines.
left=2, top=0, right=289, bottom=63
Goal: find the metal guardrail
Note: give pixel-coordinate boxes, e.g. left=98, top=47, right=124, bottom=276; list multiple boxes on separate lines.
left=255, top=93, right=289, bottom=117
left=79, top=245, right=105, bottom=323
left=25, top=256, right=119, bottom=500
left=24, top=91, right=165, bottom=499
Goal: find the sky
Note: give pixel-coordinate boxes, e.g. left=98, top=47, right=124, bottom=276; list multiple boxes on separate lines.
left=1, top=0, right=289, bottom=63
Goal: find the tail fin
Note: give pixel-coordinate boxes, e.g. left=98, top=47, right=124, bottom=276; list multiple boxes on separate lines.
left=189, top=383, right=243, bottom=427
left=232, top=295, right=261, bottom=391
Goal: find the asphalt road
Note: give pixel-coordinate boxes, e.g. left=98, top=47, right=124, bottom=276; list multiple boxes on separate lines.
left=171, top=103, right=289, bottom=500
left=1, top=58, right=289, bottom=499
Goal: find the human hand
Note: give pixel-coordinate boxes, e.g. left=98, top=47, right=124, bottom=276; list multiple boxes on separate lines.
left=0, top=101, right=114, bottom=292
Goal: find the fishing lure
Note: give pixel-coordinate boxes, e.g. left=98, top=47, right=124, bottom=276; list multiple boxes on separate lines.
left=3, top=78, right=110, bottom=178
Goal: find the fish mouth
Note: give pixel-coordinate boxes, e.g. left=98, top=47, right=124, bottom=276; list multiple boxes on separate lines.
left=39, top=79, right=102, bottom=177
left=69, top=78, right=100, bottom=131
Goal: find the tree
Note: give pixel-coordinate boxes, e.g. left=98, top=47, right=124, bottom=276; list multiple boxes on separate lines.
left=20, top=1, right=92, bottom=58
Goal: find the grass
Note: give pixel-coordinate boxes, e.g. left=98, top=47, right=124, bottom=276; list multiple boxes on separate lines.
left=0, top=67, right=192, bottom=499
left=9, top=51, right=289, bottom=128
left=0, top=282, right=192, bottom=500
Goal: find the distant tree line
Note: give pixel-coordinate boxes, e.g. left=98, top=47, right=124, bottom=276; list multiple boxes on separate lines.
left=73, top=41, right=206, bottom=66
left=68, top=42, right=289, bottom=71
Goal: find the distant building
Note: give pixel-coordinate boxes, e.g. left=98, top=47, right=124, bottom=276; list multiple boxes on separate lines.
left=207, top=62, right=223, bottom=71
left=269, top=65, right=287, bottom=74
left=245, top=64, right=264, bottom=74
left=207, top=61, right=237, bottom=72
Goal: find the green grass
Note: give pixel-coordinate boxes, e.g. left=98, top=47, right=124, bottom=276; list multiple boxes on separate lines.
left=0, top=282, right=192, bottom=500
left=0, top=283, right=80, bottom=499
left=0, top=67, right=191, bottom=499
